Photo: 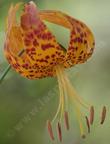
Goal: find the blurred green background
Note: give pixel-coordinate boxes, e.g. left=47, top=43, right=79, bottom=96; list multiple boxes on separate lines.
left=0, top=0, right=110, bottom=144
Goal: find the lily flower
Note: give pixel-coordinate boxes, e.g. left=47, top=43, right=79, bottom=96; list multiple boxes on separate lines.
left=4, top=1, right=106, bottom=141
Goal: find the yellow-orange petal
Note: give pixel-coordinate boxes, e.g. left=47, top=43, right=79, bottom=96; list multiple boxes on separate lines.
left=6, top=3, right=22, bottom=32
left=4, top=2, right=66, bottom=79
left=4, top=25, right=56, bottom=79
left=39, top=10, right=95, bottom=68
left=20, top=2, right=65, bottom=68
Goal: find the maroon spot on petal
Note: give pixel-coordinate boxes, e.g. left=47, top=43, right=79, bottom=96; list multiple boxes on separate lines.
left=47, top=33, right=53, bottom=40
left=50, top=62, right=53, bottom=65
left=31, top=47, right=36, bottom=51
left=8, top=56, right=12, bottom=62
left=73, top=56, right=76, bottom=59
left=33, top=39, right=39, bottom=46
left=80, top=50, right=84, bottom=54
left=19, top=70, right=23, bottom=74
left=69, top=46, right=74, bottom=50
left=26, top=32, right=34, bottom=39
left=80, top=23, right=84, bottom=28
left=34, top=29, right=40, bottom=35
left=76, top=20, right=80, bottom=24
left=73, top=38, right=78, bottom=43
left=22, top=63, right=29, bottom=69
left=72, top=30, right=76, bottom=35
left=80, top=33, right=84, bottom=38
left=76, top=27, right=81, bottom=33
left=13, top=63, right=20, bottom=69
left=45, top=55, right=50, bottom=59
left=84, top=40, right=87, bottom=44
left=84, top=32, right=87, bottom=37
left=41, top=44, right=54, bottom=50
left=78, top=37, right=83, bottom=43
left=38, top=53, right=42, bottom=56
left=24, top=39, right=31, bottom=46
left=51, top=54, right=55, bottom=58
left=29, top=70, right=34, bottom=73
left=75, top=47, right=78, bottom=51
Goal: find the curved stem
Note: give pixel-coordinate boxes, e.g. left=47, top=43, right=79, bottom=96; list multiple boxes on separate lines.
left=0, top=49, right=25, bottom=84
left=0, top=65, right=11, bottom=84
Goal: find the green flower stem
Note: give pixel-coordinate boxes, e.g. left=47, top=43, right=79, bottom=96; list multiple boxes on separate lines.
left=0, top=49, right=25, bottom=84
left=0, top=65, right=11, bottom=84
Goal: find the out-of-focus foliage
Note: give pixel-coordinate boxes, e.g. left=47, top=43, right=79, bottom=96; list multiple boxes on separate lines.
left=0, top=0, right=110, bottom=144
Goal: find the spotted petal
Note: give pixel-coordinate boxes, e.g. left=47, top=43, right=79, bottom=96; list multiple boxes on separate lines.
left=4, top=2, right=65, bottom=79
left=39, top=10, right=95, bottom=68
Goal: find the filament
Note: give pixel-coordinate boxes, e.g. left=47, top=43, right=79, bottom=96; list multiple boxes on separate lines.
left=52, top=66, right=65, bottom=123
left=64, top=73, right=90, bottom=109
left=57, top=66, right=69, bottom=111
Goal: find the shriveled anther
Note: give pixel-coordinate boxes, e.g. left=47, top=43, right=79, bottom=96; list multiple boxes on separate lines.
left=100, top=106, right=106, bottom=124
left=57, top=122, right=62, bottom=142
left=47, top=120, right=54, bottom=141
left=85, top=116, right=90, bottom=133
left=64, top=111, right=70, bottom=130
left=90, top=106, right=94, bottom=125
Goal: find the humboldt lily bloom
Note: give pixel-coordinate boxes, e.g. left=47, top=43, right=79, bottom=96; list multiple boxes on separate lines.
left=4, top=1, right=106, bottom=141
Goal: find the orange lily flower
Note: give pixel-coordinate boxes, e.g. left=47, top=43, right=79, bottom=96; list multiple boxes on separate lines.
left=4, top=1, right=106, bottom=141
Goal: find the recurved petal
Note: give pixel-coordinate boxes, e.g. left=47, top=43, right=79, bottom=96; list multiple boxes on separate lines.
left=6, top=3, right=22, bottom=32
left=4, top=3, right=65, bottom=79
left=4, top=24, right=56, bottom=79
left=20, top=2, right=65, bottom=69
left=39, top=10, right=95, bottom=68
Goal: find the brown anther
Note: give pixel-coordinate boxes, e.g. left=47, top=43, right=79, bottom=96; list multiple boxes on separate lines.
left=100, top=106, right=106, bottom=124
left=82, top=134, right=86, bottom=139
left=57, top=122, right=62, bottom=142
left=85, top=116, right=90, bottom=133
left=64, top=111, right=69, bottom=130
left=47, top=120, right=54, bottom=141
left=90, top=106, right=94, bottom=125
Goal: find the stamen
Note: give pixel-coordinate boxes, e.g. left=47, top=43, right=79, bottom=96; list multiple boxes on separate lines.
left=74, top=102, right=86, bottom=138
left=90, top=106, right=94, bottom=125
left=64, top=111, right=69, bottom=130
left=100, top=106, right=106, bottom=124
left=57, top=122, right=62, bottom=142
left=60, top=67, right=86, bottom=138
left=55, top=65, right=92, bottom=139
left=47, top=120, right=54, bottom=141
left=85, top=116, right=90, bottom=133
